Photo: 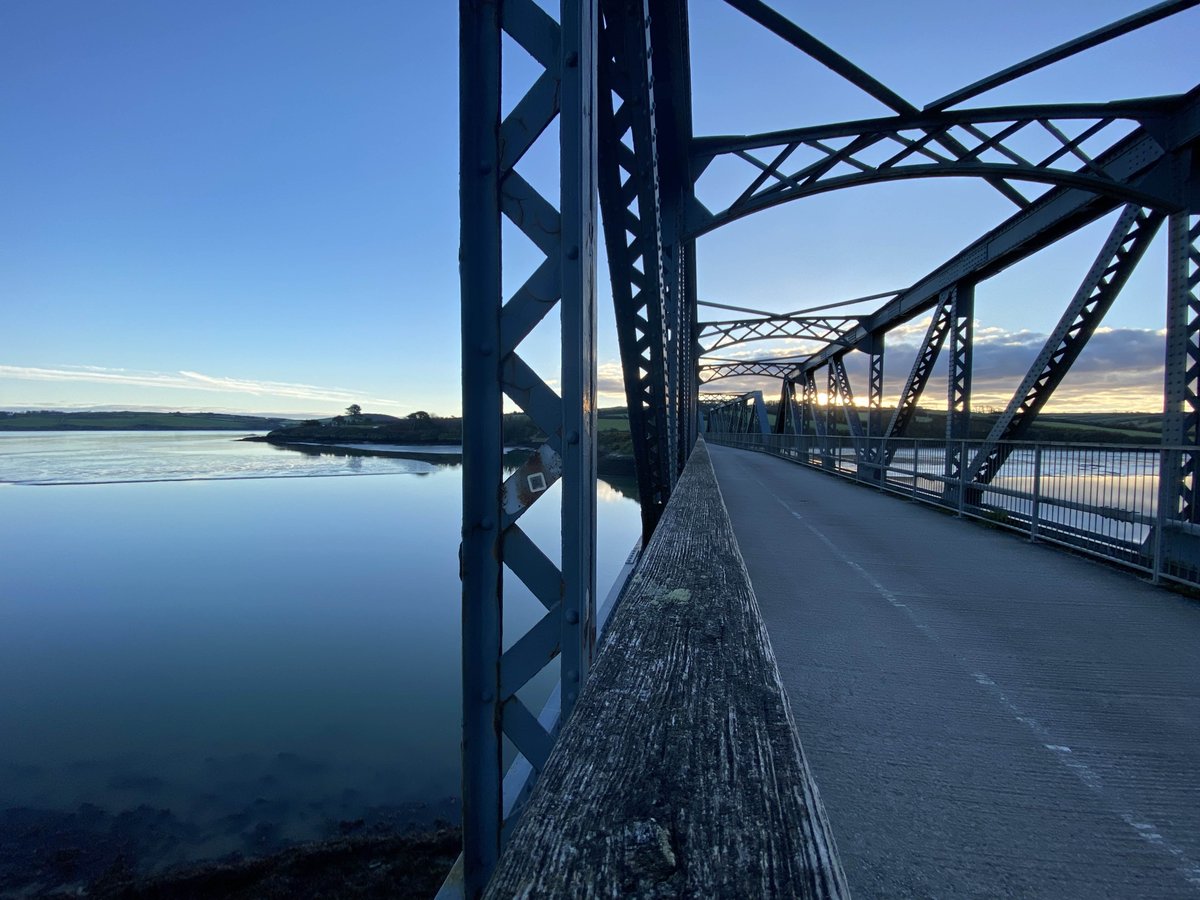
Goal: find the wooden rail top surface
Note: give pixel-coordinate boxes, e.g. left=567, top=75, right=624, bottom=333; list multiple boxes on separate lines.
left=486, top=439, right=848, bottom=898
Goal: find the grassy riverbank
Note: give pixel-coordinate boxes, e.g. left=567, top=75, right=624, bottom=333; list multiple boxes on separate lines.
left=0, top=411, right=294, bottom=431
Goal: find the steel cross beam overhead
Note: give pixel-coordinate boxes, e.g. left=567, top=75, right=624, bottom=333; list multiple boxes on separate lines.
left=699, top=358, right=798, bottom=384
left=698, top=314, right=862, bottom=354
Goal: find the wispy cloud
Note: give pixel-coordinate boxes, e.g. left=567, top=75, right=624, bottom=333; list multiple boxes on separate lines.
left=0, top=364, right=392, bottom=407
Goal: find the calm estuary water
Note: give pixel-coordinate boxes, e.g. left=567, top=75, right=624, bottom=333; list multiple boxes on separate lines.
left=0, top=432, right=641, bottom=886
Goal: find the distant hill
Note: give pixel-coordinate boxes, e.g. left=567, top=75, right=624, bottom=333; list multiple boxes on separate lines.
left=0, top=411, right=296, bottom=431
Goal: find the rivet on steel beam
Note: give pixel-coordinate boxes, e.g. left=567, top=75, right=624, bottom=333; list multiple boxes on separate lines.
left=481, top=690, right=494, bottom=703
left=567, top=669, right=579, bottom=683
left=479, top=343, right=493, bottom=356
left=480, top=517, right=494, bottom=531
left=567, top=245, right=579, bottom=260
left=565, top=50, right=578, bottom=67
left=567, top=430, right=579, bottom=444
left=565, top=609, right=579, bottom=624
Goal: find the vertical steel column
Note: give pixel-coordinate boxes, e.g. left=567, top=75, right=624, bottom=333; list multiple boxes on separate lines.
left=1162, top=211, right=1200, bottom=523
left=459, top=3, right=503, bottom=885
left=459, top=1, right=596, bottom=894
left=559, top=0, right=599, bottom=724
left=867, top=332, right=885, bottom=441
left=866, top=332, right=885, bottom=482
left=826, top=366, right=838, bottom=437
left=686, top=242, right=700, bottom=449
left=944, top=282, right=974, bottom=492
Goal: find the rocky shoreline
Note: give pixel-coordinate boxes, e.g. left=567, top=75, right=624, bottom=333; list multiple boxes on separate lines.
left=2, top=801, right=458, bottom=899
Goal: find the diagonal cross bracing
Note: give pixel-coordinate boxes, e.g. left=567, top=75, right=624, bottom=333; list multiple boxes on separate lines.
left=966, top=205, right=1163, bottom=486
left=882, top=290, right=955, bottom=458
left=830, top=355, right=866, bottom=459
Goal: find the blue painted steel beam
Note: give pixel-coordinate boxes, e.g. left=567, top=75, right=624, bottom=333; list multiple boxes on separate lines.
left=458, top=2, right=596, bottom=895
left=927, top=0, right=1200, bottom=111
left=459, top=2, right=504, bottom=887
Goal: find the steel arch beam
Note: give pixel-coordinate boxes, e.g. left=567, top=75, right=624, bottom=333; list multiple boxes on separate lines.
left=688, top=94, right=1200, bottom=239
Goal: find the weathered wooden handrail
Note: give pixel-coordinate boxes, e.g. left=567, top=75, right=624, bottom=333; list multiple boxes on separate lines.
left=486, top=439, right=848, bottom=898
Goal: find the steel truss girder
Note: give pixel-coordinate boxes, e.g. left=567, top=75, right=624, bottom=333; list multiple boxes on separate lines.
left=788, top=89, right=1200, bottom=383
left=597, top=0, right=672, bottom=538
left=697, top=314, right=861, bottom=353
left=967, top=204, right=1164, bottom=486
left=689, top=96, right=1195, bottom=238
left=704, top=390, right=770, bottom=434
left=459, top=1, right=596, bottom=893
left=1162, top=210, right=1200, bottom=522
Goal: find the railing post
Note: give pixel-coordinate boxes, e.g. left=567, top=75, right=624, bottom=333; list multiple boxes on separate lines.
left=879, top=436, right=889, bottom=491
left=912, top=439, right=920, bottom=501
left=1153, top=446, right=1168, bottom=584
left=1030, top=444, right=1042, bottom=542
left=956, top=440, right=967, bottom=517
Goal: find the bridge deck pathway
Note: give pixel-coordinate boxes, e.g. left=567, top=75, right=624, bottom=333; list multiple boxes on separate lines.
left=710, top=443, right=1200, bottom=898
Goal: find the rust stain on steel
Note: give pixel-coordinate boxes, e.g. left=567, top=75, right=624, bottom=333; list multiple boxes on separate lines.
left=503, top=444, right=564, bottom=517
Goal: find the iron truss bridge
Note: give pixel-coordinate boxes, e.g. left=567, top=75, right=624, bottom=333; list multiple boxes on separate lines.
left=456, top=0, right=1200, bottom=893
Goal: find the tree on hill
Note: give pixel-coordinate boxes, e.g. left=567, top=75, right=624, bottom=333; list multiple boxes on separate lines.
left=407, top=410, right=431, bottom=421
left=345, top=404, right=362, bottom=417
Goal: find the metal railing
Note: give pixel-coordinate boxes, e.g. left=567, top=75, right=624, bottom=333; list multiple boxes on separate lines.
left=708, top=432, right=1200, bottom=590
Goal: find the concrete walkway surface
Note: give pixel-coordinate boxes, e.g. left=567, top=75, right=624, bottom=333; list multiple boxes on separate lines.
left=710, top=443, right=1200, bottom=899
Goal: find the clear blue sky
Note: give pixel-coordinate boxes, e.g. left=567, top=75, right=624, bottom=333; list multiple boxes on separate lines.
left=2, top=0, right=1195, bottom=416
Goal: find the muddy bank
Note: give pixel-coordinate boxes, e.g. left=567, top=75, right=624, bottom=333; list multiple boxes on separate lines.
left=47, top=826, right=459, bottom=899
